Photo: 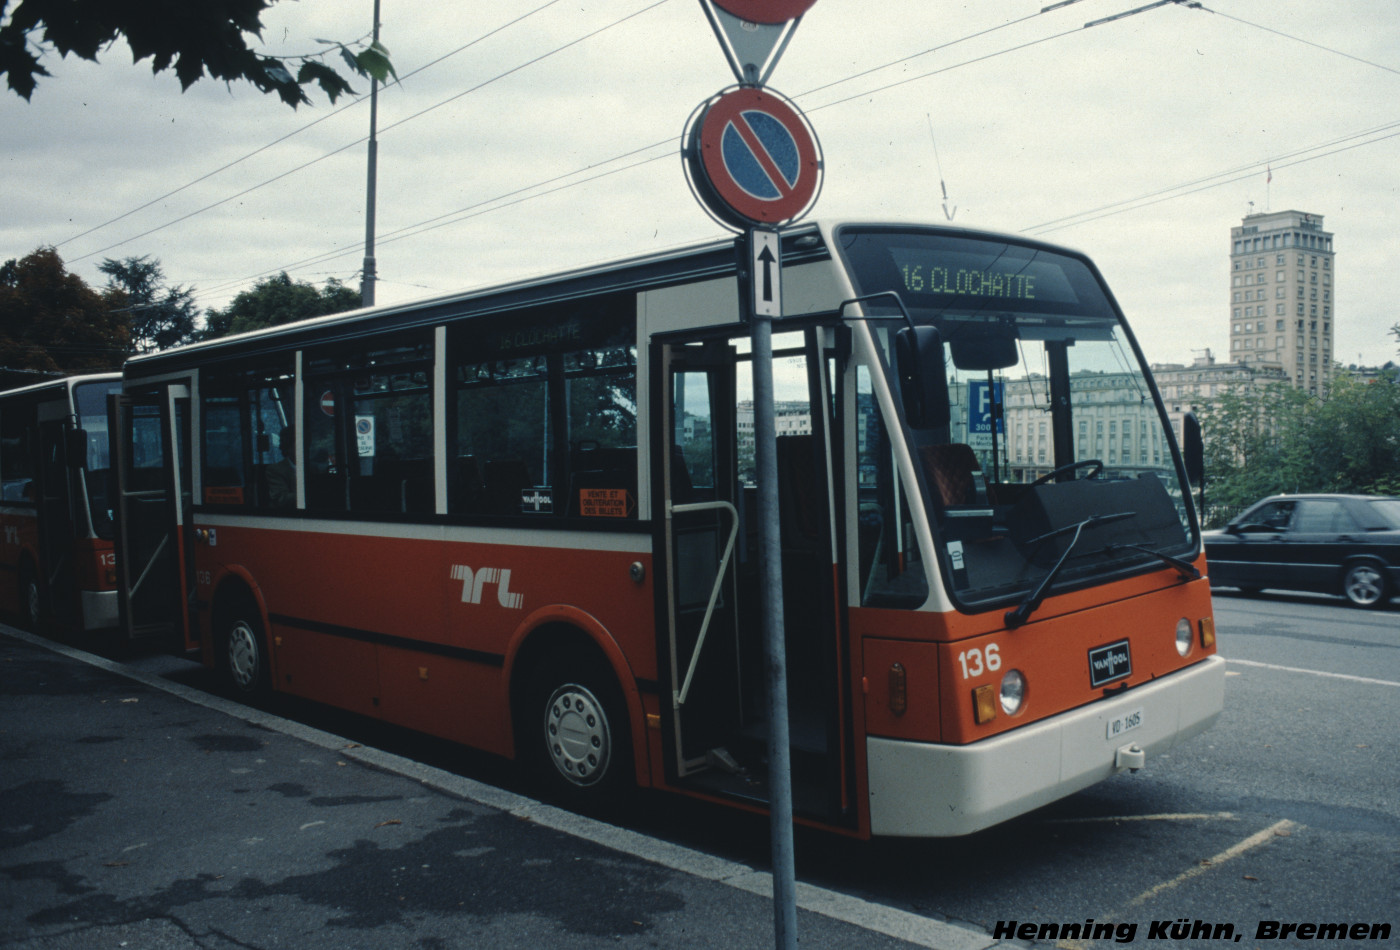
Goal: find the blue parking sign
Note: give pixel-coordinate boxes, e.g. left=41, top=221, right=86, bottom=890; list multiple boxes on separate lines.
left=967, top=380, right=1003, bottom=447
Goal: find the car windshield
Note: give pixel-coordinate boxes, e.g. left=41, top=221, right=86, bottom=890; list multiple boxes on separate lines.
left=839, top=227, right=1195, bottom=611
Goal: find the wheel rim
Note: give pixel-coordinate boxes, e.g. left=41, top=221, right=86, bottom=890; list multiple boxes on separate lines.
left=25, top=579, right=41, bottom=628
left=1344, top=566, right=1383, bottom=606
left=543, top=683, right=611, bottom=787
left=227, top=620, right=261, bottom=690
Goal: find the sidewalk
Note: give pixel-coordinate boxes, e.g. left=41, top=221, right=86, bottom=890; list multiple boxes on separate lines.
left=0, top=627, right=998, bottom=950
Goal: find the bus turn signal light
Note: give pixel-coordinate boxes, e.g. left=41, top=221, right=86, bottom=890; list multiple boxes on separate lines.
left=1199, top=617, right=1216, bottom=648
left=973, top=684, right=997, bottom=725
left=888, top=663, right=907, bottom=716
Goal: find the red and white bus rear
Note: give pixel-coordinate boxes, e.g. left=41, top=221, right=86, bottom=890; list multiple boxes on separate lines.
left=0, top=374, right=123, bottom=635
left=115, top=221, right=1223, bottom=837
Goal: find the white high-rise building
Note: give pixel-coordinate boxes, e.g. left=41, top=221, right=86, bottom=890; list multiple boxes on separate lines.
left=1229, top=210, right=1335, bottom=394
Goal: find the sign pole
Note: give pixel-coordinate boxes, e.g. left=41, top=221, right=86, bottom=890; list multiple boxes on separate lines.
left=743, top=228, right=797, bottom=950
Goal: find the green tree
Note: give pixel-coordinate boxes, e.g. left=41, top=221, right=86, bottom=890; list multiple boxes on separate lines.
left=201, top=272, right=361, bottom=340
left=99, top=255, right=199, bottom=353
left=1, top=0, right=393, bottom=106
left=1200, top=373, right=1400, bottom=524
left=0, top=247, right=129, bottom=372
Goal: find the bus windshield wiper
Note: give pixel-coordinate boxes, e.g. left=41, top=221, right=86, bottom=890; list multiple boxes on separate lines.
left=1004, top=511, right=1137, bottom=630
left=1104, top=543, right=1201, bottom=580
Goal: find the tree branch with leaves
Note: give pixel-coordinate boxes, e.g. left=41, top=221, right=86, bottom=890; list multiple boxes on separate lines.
left=1, top=0, right=394, bottom=106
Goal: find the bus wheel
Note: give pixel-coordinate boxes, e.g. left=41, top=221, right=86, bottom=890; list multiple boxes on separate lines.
left=524, top=654, right=632, bottom=807
left=220, top=604, right=269, bottom=695
left=19, top=564, right=43, bottom=633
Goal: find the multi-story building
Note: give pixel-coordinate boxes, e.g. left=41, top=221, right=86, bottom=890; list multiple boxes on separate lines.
left=1229, top=210, right=1335, bottom=394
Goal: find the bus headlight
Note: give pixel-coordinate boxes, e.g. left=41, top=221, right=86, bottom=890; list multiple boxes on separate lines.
left=1175, top=617, right=1193, bottom=657
left=999, top=670, right=1026, bottom=716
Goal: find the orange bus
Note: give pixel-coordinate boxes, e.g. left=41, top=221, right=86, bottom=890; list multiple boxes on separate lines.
left=114, top=221, right=1223, bottom=836
left=0, top=373, right=123, bottom=634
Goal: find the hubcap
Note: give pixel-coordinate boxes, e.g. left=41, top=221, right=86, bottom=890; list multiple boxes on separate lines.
left=26, top=580, right=40, bottom=627
left=227, top=620, right=261, bottom=690
left=544, top=683, right=610, bottom=786
left=1345, top=566, right=1382, bottom=606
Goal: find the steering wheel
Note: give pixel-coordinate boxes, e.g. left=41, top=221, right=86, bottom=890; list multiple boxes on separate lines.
left=1029, top=459, right=1103, bottom=487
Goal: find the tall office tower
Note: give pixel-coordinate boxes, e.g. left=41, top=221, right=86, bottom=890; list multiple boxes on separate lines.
left=1229, top=210, right=1335, bottom=394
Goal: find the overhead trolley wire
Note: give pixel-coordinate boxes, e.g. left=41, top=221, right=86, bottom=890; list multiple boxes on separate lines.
left=198, top=0, right=1106, bottom=298
left=57, top=0, right=585, bottom=264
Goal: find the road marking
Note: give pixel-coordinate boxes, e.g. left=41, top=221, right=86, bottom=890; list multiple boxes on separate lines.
left=1056, top=819, right=1298, bottom=950
left=1227, top=657, right=1400, bottom=689
left=3, top=626, right=996, bottom=950
left=1044, top=812, right=1236, bottom=824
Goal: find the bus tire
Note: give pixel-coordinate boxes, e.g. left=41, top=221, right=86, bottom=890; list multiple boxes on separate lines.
left=522, top=651, right=632, bottom=808
left=19, top=562, right=43, bottom=633
left=219, top=600, right=270, bottom=696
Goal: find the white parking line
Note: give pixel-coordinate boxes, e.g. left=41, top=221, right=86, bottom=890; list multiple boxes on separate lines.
left=1056, top=819, right=1298, bottom=950
left=1043, top=812, right=1236, bottom=824
left=1227, top=657, right=1400, bottom=689
left=4, top=627, right=993, bottom=950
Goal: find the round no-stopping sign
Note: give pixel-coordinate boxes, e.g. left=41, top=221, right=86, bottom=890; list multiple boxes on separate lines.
left=684, top=86, right=822, bottom=230
left=712, top=0, right=816, bottom=24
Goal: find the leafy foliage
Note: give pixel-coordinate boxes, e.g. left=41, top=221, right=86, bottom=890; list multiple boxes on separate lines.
left=1199, top=372, right=1400, bottom=525
left=0, top=247, right=130, bottom=372
left=1, top=0, right=394, bottom=106
left=99, top=255, right=199, bottom=353
left=201, top=271, right=361, bottom=340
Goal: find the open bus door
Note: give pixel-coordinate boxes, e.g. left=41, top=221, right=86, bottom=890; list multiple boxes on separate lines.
left=658, top=329, right=855, bottom=828
left=112, top=384, right=197, bottom=652
left=34, top=404, right=81, bottom=630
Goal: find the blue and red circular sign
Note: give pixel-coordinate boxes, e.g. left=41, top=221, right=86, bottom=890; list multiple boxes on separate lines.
left=712, top=0, right=816, bottom=24
left=684, top=86, right=822, bottom=230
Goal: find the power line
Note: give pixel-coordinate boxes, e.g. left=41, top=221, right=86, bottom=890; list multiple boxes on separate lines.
left=60, top=0, right=607, bottom=265
left=198, top=2, right=1109, bottom=299
left=1019, top=118, right=1400, bottom=233
left=1024, top=121, right=1400, bottom=235
left=1194, top=3, right=1400, bottom=79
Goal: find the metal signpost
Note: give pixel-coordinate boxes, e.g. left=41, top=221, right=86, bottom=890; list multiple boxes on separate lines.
left=684, top=6, right=821, bottom=948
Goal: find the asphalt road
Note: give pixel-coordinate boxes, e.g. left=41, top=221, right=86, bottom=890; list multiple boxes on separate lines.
left=10, top=591, right=1396, bottom=949
left=795, top=591, right=1400, bottom=947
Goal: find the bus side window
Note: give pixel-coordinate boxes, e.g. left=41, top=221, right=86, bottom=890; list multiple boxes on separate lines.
left=201, top=392, right=246, bottom=506
left=451, top=357, right=551, bottom=517
left=201, top=363, right=294, bottom=508
left=0, top=406, right=35, bottom=503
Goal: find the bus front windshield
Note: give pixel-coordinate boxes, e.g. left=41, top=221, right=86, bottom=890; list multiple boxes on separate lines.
left=838, top=227, right=1195, bottom=613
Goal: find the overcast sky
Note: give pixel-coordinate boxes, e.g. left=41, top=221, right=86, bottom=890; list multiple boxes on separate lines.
left=3, top=0, right=1397, bottom=368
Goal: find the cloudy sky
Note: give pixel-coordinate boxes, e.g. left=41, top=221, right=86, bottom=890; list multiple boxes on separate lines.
left=3, top=0, right=1397, bottom=368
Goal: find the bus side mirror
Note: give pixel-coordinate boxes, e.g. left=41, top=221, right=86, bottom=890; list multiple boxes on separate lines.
left=66, top=428, right=89, bottom=469
left=895, top=325, right=948, bottom=429
left=1182, top=411, right=1204, bottom=487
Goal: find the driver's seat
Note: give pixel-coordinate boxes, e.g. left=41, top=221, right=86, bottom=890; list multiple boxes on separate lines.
left=920, top=443, right=992, bottom=509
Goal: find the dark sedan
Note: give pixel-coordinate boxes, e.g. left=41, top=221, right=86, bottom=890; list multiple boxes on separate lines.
left=1204, top=494, right=1400, bottom=608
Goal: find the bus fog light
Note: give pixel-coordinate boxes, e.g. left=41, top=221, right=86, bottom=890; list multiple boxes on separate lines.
left=1175, top=618, right=1193, bottom=656
left=999, top=670, right=1026, bottom=716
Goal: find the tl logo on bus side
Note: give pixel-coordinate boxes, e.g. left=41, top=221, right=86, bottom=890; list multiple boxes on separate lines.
left=451, top=565, right=524, bottom=609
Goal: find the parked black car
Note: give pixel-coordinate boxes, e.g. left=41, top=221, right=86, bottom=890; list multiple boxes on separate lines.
left=1204, top=494, right=1400, bottom=608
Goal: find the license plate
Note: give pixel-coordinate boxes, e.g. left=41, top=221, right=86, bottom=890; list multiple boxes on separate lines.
left=1107, top=707, right=1144, bottom=740
left=1088, top=639, right=1133, bottom=687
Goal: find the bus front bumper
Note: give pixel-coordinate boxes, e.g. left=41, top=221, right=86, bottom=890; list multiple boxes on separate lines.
left=866, top=655, right=1226, bottom=837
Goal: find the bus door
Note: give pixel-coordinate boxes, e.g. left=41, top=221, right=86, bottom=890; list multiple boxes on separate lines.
left=659, top=330, right=854, bottom=827
left=35, top=405, right=80, bottom=629
left=113, top=385, right=197, bottom=651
